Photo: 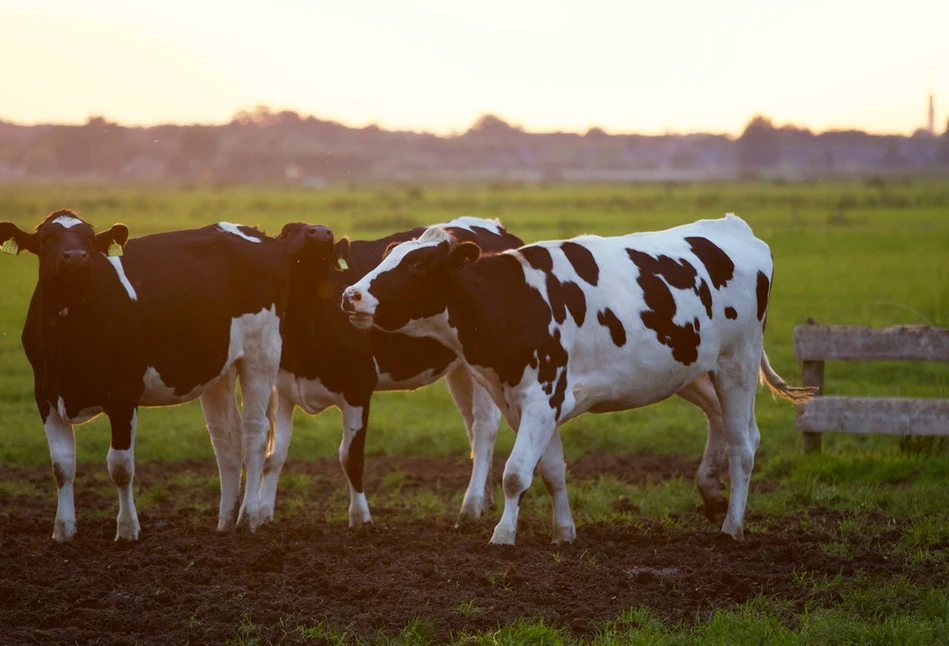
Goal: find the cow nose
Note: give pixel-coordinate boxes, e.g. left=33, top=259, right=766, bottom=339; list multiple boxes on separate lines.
left=307, top=226, right=333, bottom=244
left=341, top=287, right=361, bottom=312
left=61, top=249, right=89, bottom=266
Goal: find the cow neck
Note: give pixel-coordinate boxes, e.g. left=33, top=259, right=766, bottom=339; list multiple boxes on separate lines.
left=443, top=252, right=521, bottom=363
left=284, top=258, right=339, bottom=348
left=35, top=269, right=110, bottom=391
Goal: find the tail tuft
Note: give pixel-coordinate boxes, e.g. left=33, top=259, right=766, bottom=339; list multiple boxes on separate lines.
left=759, top=349, right=818, bottom=404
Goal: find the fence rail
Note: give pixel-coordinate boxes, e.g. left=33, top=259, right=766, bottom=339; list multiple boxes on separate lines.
left=793, top=324, right=949, bottom=453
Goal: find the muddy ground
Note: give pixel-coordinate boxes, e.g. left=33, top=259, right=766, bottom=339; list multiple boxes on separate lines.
left=0, top=455, right=930, bottom=645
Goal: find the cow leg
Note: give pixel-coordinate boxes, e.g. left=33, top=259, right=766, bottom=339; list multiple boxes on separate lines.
left=43, top=408, right=77, bottom=542
left=235, top=365, right=279, bottom=533
left=446, top=368, right=501, bottom=523
left=258, top=391, right=295, bottom=524
left=536, top=429, right=576, bottom=544
left=491, top=407, right=557, bottom=545
left=107, top=408, right=141, bottom=541
left=340, top=401, right=372, bottom=526
left=199, top=368, right=242, bottom=532
left=711, top=350, right=761, bottom=540
left=676, top=373, right=729, bottom=522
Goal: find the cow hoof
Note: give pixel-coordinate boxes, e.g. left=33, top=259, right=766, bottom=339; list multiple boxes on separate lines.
left=552, top=524, right=577, bottom=544
left=348, top=512, right=372, bottom=527
left=721, top=523, right=744, bottom=541
left=257, top=505, right=275, bottom=525
left=489, top=525, right=516, bottom=545
left=237, top=507, right=260, bottom=533
left=52, top=520, right=77, bottom=543
left=702, top=497, right=729, bottom=523
left=456, top=498, right=485, bottom=524
left=114, top=523, right=140, bottom=542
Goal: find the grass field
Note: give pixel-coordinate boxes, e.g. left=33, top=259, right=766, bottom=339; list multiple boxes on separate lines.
left=1, top=180, right=948, bottom=644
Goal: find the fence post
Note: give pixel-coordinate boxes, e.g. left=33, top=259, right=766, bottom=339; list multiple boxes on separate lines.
left=801, top=360, right=825, bottom=453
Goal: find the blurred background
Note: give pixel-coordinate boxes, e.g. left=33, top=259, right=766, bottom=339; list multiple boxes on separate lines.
left=1, top=0, right=948, bottom=185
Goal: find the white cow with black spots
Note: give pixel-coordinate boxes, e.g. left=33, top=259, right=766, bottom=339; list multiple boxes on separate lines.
left=342, top=214, right=815, bottom=545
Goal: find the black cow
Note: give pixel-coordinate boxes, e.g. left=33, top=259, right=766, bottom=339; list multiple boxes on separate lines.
left=258, top=217, right=523, bottom=526
left=1, top=210, right=287, bottom=541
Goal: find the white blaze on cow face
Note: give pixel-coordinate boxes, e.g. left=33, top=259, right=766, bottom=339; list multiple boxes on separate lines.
left=107, top=256, right=138, bottom=301
left=52, top=214, right=84, bottom=229
left=217, top=222, right=262, bottom=243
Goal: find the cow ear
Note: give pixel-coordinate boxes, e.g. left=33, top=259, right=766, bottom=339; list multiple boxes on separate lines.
left=446, top=241, right=482, bottom=272
left=0, top=222, right=38, bottom=256
left=96, top=224, right=129, bottom=257
left=382, top=240, right=399, bottom=260
left=334, top=237, right=351, bottom=271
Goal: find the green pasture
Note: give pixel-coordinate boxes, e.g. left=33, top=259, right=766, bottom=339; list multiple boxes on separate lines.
left=1, top=180, right=948, bottom=644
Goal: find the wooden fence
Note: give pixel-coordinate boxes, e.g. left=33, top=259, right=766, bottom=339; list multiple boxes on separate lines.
left=793, top=323, right=949, bottom=453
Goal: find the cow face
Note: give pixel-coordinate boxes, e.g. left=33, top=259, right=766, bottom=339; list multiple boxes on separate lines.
left=0, top=210, right=128, bottom=282
left=342, top=226, right=481, bottom=332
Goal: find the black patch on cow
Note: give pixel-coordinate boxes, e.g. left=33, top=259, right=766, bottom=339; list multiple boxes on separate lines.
left=686, top=236, right=735, bottom=289
left=697, top=279, right=712, bottom=318
left=546, top=277, right=587, bottom=327
left=520, top=245, right=588, bottom=328
left=343, top=406, right=370, bottom=493
left=597, top=308, right=627, bottom=347
left=626, top=249, right=702, bottom=365
left=725, top=306, right=738, bottom=320
left=560, top=242, right=599, bottom=286
left=521, top=246, right=553, bottom=273
left=756, top=271, right=770, bottom=321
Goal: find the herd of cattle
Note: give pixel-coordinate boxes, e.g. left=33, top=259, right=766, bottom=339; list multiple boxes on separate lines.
left=0, top=209, right=814, bottom=546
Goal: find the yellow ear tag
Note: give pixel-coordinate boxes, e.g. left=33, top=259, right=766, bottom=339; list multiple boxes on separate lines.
left=107, top=241, right=123, bottom=257
left=1, top=238, right=18, bottom=255
left=335, top=257, right=349, bottom=271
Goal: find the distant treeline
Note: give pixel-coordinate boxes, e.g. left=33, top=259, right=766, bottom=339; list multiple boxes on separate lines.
left=1, top=108, right=948, bottom=184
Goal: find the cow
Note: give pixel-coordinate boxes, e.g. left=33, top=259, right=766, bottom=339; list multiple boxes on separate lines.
left=0, top=210, right=287, bottom=542
left=258, top=217, right=524, bottom=526
left=341, top=214, right=816, bottom=545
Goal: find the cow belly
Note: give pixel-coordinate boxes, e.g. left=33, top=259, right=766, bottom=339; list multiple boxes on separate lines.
left=277, top=370, right=341, bottom=414
left=55, top=397, right=104, bottom=424
left=375, top=360, right=458, bottom=391
left=140, top=366, right=217, bottom=406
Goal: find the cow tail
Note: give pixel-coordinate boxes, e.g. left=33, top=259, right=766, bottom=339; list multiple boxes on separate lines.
left=759, top=347, right=818, bottom=404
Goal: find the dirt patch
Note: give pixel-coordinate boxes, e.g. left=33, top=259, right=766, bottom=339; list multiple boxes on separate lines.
left=0, top=456, right=928, bottom=645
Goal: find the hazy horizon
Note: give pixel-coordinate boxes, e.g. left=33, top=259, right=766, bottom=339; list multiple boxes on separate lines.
left=2, top=0, right=947, bottom=137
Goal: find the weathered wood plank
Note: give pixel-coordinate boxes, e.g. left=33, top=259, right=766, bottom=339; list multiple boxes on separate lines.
left=797, top=397, right=949, bottom=436
left=801, top=360, right=826, bottom=453
left=794, top=325, right=949, bottom=362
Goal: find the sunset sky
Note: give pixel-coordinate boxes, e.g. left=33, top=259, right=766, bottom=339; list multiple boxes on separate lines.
left=2, top=0, right=947, bottom=136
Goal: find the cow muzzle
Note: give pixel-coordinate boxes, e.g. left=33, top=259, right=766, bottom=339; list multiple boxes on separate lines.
left=60, top=249, right=90, bottom=269
left=342, top=286, right=374, bottom=329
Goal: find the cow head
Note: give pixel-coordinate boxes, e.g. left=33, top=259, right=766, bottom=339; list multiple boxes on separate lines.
left=0, top=210, right=128, bottom=282
left=342, top=226, right=481, bottom=332
left=277, top=222, right=349, bottom=271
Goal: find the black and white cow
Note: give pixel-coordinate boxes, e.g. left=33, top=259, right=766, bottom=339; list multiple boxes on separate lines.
left=0, top=210, right=287, bottom=541
left=259, top=217, right=523, bottom=526
left=342, top=214, right=816, bottom=545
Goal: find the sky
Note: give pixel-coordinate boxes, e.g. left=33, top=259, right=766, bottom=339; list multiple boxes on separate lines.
left=1, top=0, right=948, bottom=136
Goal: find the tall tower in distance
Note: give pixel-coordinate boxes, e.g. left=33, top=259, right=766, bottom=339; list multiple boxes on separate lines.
left=927, top=81, right=936, bottom=135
